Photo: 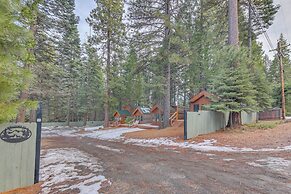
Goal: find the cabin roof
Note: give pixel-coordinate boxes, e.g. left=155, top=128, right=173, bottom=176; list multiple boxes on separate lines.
left=151, top=104, right=163, bottom=113
left=189, top=91, right=213, bottom=103
left=113, top=110, right=131, bottom=117
left=132, top=107, right=151, bottom=115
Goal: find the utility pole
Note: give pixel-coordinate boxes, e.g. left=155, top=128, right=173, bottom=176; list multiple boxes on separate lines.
left=278, top=41, right=286, bottom=120
left=271, top=41, right=290, bottom=120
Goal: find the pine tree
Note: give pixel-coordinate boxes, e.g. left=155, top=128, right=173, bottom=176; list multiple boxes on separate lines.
left=128, top=0, right=186, bottom=128
left=50, top=0, right=82, bottom=125
left=250, top=0, right=279, bottom=35
left=248, top=42, right=273, bottom=110
left=87, top=0, right=125, bottom=127
left=186, top=0, right=228, bottom=95
left=210, top=47, right=257, bottom=127
left=77, top=41, right=104, bottom=125
left=31, top=0, right=60, bottom=122
left=117, top=47, right=146, bottom=107
left=0, top=0, right=38, bottom=123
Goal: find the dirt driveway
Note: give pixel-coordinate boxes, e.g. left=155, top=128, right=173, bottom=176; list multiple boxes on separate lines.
left=41, top=126, right=291, bottom=194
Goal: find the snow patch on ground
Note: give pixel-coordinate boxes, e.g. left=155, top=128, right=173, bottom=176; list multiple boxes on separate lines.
left=80, top=127, right=145, bottom=140
left=41, top=148, right=109, bottom=194
left=205, top=153, right=216, bottom=157
left=247, top=157, right=291, bottom=173
left=95, top=145, right=123, bottom=153
left=42, top=126, right=145, bottom=140
left=223, top=158, right=235, bottom=162
left=84, top=126, right=104, bottom=131
left=42, top=127, right=78, bottom=138
left=124, top=138, right=291, bottom=153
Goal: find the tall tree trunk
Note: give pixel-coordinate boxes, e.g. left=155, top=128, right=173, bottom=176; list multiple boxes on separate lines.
left=163, top=63, right=171, bottom=128
left=16, top=23, right=37, bottom=123
left=83, top=112, right=88, bottom=126
left=104, top=28, right=111, bottom=128
left=162, top=0, right=171, bottom=128
left=228, top=0, right=241, bottom=127
left=227, top=111, right=240, bottom=128
left=16, top=91, right=29, bottom=123
left=198, top=0, right=204, bottom=89
left=66, top=96, right=71, bottom=126
left=228, top=0, right=239, bottom=47
left=93, top=110, right=97, bottom=121
left=47, top=98, right=50, bottom=122
left=29, top=109, right=36, bottom=123
left=248, top=0, right=252, bottom=58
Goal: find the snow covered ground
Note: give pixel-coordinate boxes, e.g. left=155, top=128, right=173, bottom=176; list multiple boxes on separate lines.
left=247, top=157, right=291, bottom=176
left=80, top=127, right=145, bottom=140
left=84, top=126, right=104, bottom=131
left=95, top=144, right=123, bottom=153
left=41, top=148, right=109, bottom=194
left=42, top=126, right=144, bottom=140
left=42, top=126, right=78, bottom=137
left=42, top=126, right=291, bottom=153
left=124, top=138, right=291, bottom=153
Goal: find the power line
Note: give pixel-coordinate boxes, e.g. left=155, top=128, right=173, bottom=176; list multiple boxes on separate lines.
left=249, top=1, right=275, bottom=50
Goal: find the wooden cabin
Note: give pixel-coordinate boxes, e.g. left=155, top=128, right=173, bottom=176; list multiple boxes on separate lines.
left=151, top=104, right=163, bottom=124
left=189, top=91, right=213, bottom=112
left=113, top=110, right=131, bottom=124
left=132, top=107, right=152, bottom=124
left=150, top=104, right=185, bottom=126
left=121, top=105, right=133, bottom=113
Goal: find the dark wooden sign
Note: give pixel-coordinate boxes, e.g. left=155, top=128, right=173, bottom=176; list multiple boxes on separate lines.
left=0, top=125, right=32, bottom=143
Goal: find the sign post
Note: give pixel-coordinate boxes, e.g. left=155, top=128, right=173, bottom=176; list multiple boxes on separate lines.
left=34, top=102, right=42, bottom=184
left=184, top=110, right=187, bottom=140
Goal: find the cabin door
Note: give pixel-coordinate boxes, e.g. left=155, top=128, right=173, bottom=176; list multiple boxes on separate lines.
left=193, top=104, right=199, bottom=112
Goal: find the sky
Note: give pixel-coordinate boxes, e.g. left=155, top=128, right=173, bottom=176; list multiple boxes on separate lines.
left=75, top=0, right=95, bottom=43
left=75, top=0, right=291, bottom=58
left=258, top=0, right=291, bottom=59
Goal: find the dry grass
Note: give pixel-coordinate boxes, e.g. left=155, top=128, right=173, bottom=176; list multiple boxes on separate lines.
left=192, top=121, right=291, bottom=148
left=125, top=126, right=184, bottom=140
left=1, top=183, right=42, bottom=194
left=244, top=120, right=283, bottom=130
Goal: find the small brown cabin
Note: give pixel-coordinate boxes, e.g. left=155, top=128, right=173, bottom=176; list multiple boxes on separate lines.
left=132, top=107, right=152, bottom=124
left=151, top=104, right=163, bottom=124
left=189, top=91, right=213, bottom=112
left=150, top=104, right=184, bottom=124
left=113, top=110, right=131, bottom=124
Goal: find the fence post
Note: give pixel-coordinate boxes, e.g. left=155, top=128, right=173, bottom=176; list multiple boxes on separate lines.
left=34, top=102, right=42, bottom=184
left=184, top=110, right=187, bottom=140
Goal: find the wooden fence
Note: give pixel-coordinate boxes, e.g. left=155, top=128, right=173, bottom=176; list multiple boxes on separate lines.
left=184, top=111, right=257, bottom=139
left=258, top=108, right=282, bottom=120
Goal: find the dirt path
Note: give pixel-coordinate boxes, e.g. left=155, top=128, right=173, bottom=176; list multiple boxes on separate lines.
left=41, top=136, right=291, bottom=194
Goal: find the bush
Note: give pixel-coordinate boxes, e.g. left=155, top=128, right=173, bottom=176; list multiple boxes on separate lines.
left=125, top=117, right=135, bottom=124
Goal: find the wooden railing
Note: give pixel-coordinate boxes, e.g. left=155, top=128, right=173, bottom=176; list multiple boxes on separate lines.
left=169, top=111, right=178, bottom=126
